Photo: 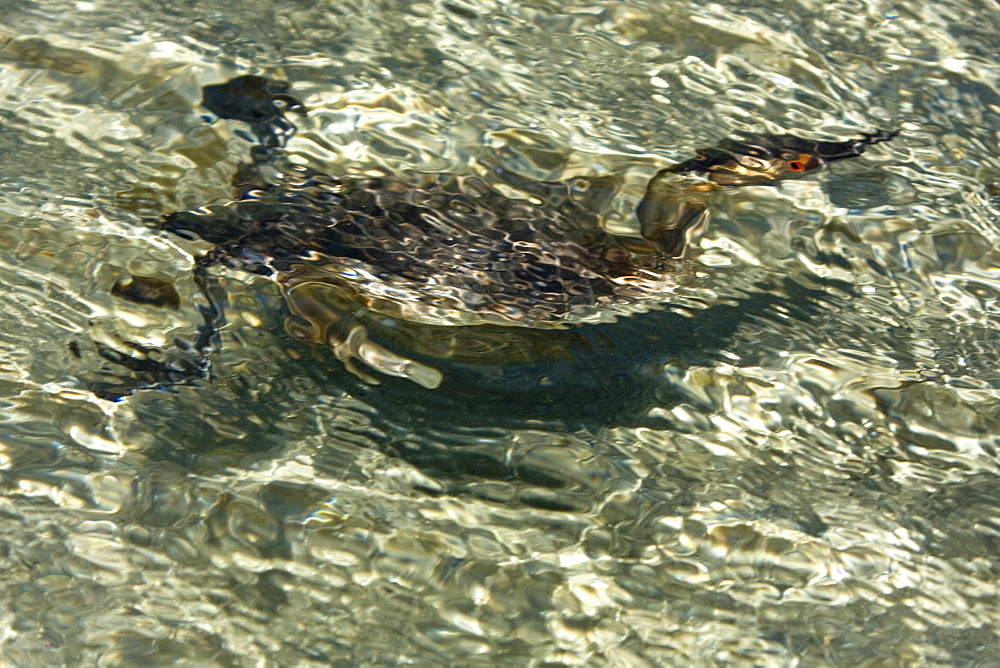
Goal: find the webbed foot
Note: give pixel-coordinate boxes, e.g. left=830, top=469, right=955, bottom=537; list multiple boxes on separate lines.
left=89, top=340, right=209, bottom=401
left=85, top=263, right=226, bottom=400
left=332, top=323, right=444, bottom=390
left=281, top=278, right=443, bottom=390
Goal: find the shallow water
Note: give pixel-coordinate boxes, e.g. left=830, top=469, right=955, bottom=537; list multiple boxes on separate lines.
left=2, top=0, right=1000, bottom=664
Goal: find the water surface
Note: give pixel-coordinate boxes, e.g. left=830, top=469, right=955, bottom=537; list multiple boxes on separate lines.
left=1, top=0, right=1000, bottom=664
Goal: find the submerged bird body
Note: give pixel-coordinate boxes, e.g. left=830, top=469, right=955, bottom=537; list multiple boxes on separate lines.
left=96, top=75, right=896, bottom=395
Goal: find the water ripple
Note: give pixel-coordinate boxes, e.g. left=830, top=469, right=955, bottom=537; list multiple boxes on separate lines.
left=1, top=0, right=1000, bottom=664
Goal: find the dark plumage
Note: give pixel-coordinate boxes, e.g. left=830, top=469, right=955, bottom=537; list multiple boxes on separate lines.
left=93, top=75, right=896, bottom=395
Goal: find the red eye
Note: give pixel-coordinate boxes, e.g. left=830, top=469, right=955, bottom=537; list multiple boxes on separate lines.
left=788, top=160, right=806, bottom=171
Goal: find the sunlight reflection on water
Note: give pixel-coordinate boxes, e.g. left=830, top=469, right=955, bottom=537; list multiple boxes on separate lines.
left=1, top=0, right=1000, bottom=664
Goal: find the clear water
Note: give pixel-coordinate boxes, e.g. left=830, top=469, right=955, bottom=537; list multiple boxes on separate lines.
left=1, top=0, right=1000, bottom=664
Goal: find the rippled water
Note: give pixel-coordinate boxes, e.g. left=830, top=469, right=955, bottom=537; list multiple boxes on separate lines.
left=2, top=0, right=1000, bottom=664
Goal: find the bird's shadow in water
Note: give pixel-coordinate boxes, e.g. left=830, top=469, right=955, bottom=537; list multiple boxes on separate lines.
left=105, top=269, right=853, bottom=512
left=352, top=276, right=844, bottom=427
left=269, top=275, right=849, bottom=502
